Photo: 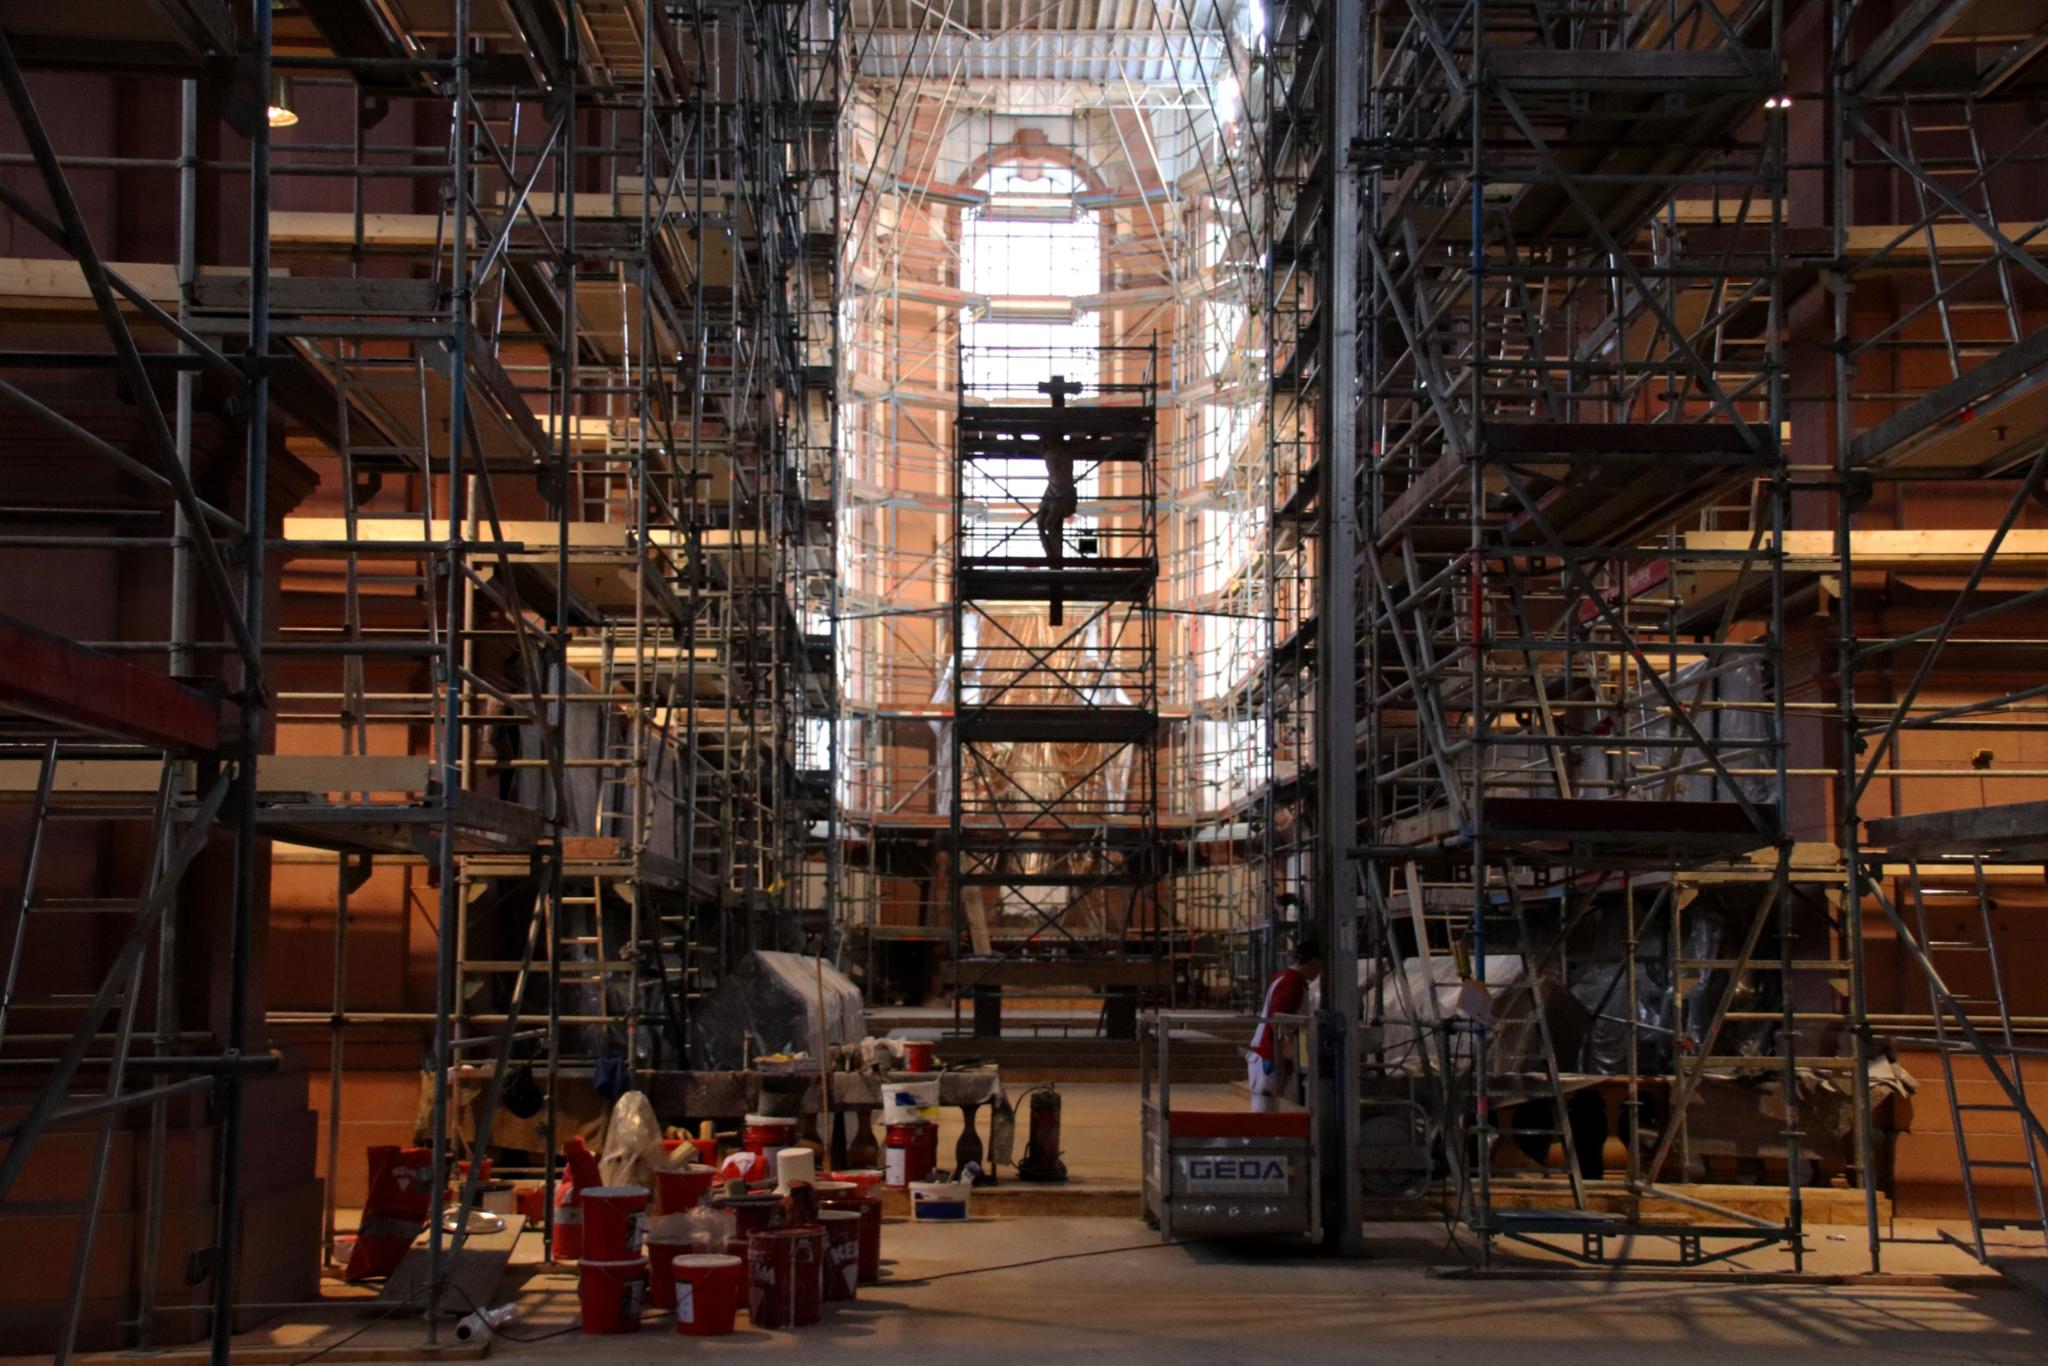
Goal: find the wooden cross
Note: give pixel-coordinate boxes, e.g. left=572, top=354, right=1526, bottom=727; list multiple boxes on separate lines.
left=1037, top=373, right=1083, bottom=408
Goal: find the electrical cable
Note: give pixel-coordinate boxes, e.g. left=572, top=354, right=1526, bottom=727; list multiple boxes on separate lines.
left=883, top=1237, right=1190, bottom=1286
left=281, top=1286, right=427, bottom=1366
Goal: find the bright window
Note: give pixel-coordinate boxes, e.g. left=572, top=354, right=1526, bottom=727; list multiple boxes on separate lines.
left=960, top=163, right=1101, bottom=395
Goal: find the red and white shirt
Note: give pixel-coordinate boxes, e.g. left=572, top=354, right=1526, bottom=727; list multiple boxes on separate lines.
left=1248, top=966, right=1310, bottom=1062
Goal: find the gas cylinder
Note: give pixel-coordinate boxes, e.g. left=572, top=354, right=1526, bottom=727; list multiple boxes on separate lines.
left=1016, top=1085, right=1066, bottom=1183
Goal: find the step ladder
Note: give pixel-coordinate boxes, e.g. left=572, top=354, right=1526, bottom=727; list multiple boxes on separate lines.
left=1907, top=859, right=2048, bottom=1261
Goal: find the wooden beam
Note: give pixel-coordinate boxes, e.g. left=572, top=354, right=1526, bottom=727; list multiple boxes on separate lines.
left=0, top=614, right=218, bottom=751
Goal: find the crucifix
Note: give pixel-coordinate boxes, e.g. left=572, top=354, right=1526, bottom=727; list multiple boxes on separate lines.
left=1034, top=374, right=1083, bottom=625
left=1033, top=374, right=1081, bottom=563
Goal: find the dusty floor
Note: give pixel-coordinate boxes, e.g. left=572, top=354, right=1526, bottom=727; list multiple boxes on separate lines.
left=54, top=1082, right=2048, bottom=1363
left=466, top=1217, right=2048, bottom=1365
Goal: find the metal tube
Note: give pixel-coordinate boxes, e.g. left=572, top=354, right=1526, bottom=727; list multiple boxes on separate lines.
left=425, top=0, right=475, bottom=1339
left=211, top=4, right=274, bottom=1356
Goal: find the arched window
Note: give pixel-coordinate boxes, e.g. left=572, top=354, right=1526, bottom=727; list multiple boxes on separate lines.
left=959, top=162, right=1101, bottom=394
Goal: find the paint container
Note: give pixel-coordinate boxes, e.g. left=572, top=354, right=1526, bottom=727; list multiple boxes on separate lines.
left=901, top=1039, right=935, bottom=1072
left=742, top=1114, right=799, bottom=1182
left=821, top=1194, right=884, bottom=1283
left=818, top=1209, right=862, bottom=1301
left=746, top=1226, right=823, bottom=1329
left=910, top=1180, right=971, bottom=1221
left=884, top=1120, right=938, bottom=1187
left=577, top=1257, right=648, bottom=1334
left=578, top=1185, right=648, bottom=1260
left=712, top=1190, right=784, bottom=1260
left=655, top=1163, right=717, bottom=1213
left=829, top=1168, right=886, bottom=1196
left=671, top=1254, right=742, bottom=1337
left=646, top=1236, right=693, bottom=1310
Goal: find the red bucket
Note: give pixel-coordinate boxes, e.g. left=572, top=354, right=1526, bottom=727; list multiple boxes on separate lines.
left=822, top=1194, right=883, bottom=1283
left=655, top=1164, right=717, bottom=1214
left=818, top=1209, right=861, bottom=1302
left=712, top=1190, right=784, bottom=1260
left=646, top=1238, right=692, bottom=1310
left=672, top=1253, right=742, bottom=1336
left=742, top=1115, right=798, bottom=1182
left=578, top=1257, right=648, bottom=1335
left=885, top=1121, right=938, bottom=1187
left=580, top=1186, right=648, bottom=1260
left=747, top=1226, right=823, bottom=1329
left=829, top=1168, right=885, bottom=1196
left=901, top=1039, right=935, bottom=1072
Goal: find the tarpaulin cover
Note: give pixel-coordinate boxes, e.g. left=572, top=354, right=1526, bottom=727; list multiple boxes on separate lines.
left=687, top=951, right=865, bottom=1070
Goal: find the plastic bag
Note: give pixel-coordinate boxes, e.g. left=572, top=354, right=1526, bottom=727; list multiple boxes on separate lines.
left=599, top=1090, right=665, bottom=1190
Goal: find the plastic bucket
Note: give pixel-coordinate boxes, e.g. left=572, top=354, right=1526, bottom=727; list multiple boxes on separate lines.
left=746, top=1227, right=823, bottom=1330
left=829, top=1168, right=885, bottom=1196
left=884, top=1121, right=938, bottom=1188
left=655, top=1164, right=716, bottom=1214
left=579, top=1186, right=648, bottom=1260
left=821, top=1195, right=883, bottom=1283
left=818, top=1209, right=861, bottom=1302
left=910, top=1181, right=971, bottom=1221
left=645, top=1238, right=692, bottom=1310
left=712, top=1191, right=783, bottom=1259
left=578, top=1257, right=648, bottom=1334
left=901, top=1039, right=935, bottom=1072
left=742, top=1115, right=798, bottom=1181
left=672, top=1254, right=742, bottom=1337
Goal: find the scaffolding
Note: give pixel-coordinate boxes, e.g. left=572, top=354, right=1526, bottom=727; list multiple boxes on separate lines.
left=832, top=27, right=1262, bottom=1005
left=945, top=341, right=1161, bottom=1020
left=0, top=0, right=838, bottom=1352
left=1269, top=0, right=1865, bottom=1265
left=1829, top=0, right=2048, bottom=1266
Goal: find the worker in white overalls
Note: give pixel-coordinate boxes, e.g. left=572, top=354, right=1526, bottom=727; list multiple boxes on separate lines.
left=1247, top=934, right=1323, bottom=1112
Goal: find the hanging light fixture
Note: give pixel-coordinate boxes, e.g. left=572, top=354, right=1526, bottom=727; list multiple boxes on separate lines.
left=267, top=75, right=299, bottom=129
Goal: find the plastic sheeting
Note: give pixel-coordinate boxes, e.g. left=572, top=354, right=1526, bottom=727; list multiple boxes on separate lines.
left=687, top=951, right=865, bottom=1071
left=1361, top=955, right=1524, bottom=1069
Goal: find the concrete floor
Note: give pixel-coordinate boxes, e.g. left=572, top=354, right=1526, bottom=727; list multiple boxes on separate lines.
left=471, top=1217, right=2048, bottom=1365
left=55, top=1082, right=2048, bottom=1362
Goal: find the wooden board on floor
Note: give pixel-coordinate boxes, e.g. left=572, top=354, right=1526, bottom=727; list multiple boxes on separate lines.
left=376, top=1211, right=527, bottom=1314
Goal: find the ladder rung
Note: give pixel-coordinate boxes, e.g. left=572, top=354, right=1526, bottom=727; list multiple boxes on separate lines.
left=30, top=899, right=136, bottom=914
left=1965, top=1159, right=2038, bottom=1170
left=461, top=961, right=638, bottom=974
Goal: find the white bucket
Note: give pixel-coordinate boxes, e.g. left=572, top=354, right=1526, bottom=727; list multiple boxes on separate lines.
left=882, top=1080, right=941, bottom=1125
left=909, top=1180, right=971, bottom=1221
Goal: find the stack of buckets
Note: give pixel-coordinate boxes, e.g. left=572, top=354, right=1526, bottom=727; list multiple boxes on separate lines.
left=575, top=1184, right=651, bottom=1335
left=883, top=1077, right=942, bottom=1189
left=569, top=1148, right=888, bottom=1337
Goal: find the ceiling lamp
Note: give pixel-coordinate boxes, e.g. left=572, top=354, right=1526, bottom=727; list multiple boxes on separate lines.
left=267, top=75, right=299, bottom=129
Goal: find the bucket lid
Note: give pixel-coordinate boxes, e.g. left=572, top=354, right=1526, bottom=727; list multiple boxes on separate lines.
left=581, top=1186, right=648, bottom=1200
left=672, top=1253, right=741, bottom=1268
left=579, top=1256, right=650, bottom=1269
left=743, top=1113, right=798, bottom=1127
left=818, top=1209, right=861, bottom=1223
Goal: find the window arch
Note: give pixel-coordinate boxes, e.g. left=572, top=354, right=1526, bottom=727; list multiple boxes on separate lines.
left=959, top=161, right=1102, bottom=394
